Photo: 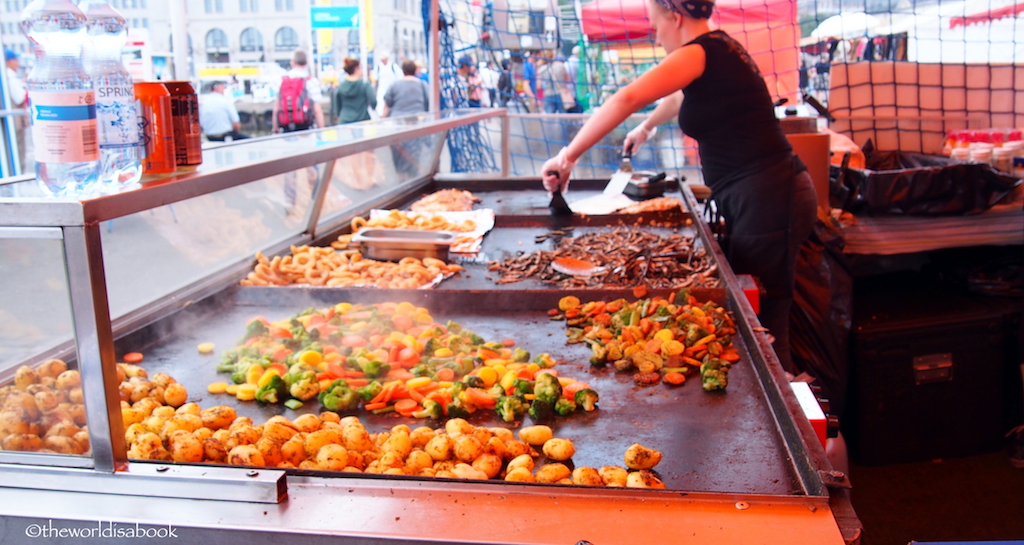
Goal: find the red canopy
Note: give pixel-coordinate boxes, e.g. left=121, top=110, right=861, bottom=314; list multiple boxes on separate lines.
left=949, top=1, right=1024, bottom=28
left=580, top=0, right=801, bottom=99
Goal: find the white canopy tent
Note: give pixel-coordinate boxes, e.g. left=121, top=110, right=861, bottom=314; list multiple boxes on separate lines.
left=875, top=0, right=1024, bottom=63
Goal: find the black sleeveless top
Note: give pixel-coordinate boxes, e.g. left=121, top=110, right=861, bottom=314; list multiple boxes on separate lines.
left=679, top=31, right=792, bottom=191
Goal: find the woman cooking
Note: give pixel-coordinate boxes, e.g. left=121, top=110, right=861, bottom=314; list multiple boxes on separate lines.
left=541, top=0, right=817, bottom=370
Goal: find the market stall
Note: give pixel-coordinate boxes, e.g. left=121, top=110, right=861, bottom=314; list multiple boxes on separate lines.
left=0, top=110, right=858, bottom=544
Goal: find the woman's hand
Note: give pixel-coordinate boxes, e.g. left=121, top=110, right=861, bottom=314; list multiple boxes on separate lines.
left=541, top=147, right=576, bottom=192
left=624, top=123, right=657, bottom=153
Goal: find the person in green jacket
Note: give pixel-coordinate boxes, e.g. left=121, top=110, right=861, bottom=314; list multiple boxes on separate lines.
left=334, top=58, right=376, bottom=124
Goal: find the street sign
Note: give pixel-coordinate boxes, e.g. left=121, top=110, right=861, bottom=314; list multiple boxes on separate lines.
left=310, top=6, right=359, bottom=29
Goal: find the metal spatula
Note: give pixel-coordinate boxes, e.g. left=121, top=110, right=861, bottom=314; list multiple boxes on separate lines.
left=602, top=146, right=634, bottom=196
left=546, top=171, right=573, bottom=216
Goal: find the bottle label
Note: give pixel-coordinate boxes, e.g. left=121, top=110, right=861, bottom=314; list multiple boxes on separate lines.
left=95, top=85, right=140, bottom=149
left=30, top=90, right=99, bottom=163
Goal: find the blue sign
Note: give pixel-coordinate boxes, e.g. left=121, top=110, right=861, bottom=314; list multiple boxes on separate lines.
left=310, top=6, right=359, bottom=29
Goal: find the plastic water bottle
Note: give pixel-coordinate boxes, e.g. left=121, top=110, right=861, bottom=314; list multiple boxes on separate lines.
left=82, top=0, right=141, bottom=193
left=21, top=0, right=100, bottom=197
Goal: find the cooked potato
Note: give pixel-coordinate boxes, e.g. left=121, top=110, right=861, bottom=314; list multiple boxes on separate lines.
left=504, top=455, right=533, bottom=477
left=424, top=434, right=453, bottom=461
left=405, top=450, right=433, bottom=473
left=33, top=390, right=59, bottom=413
left=542, top=438, right=576, bottom=461
left=346, top=450, right=366, bottom=470
left=161, top=383, right=187, bottom=407
left=304, top=428, right=343, bottom=458
left=383, top=467, right=407, bottom=476
left=502, top=439, right=532, bottom=461
left=410, top=426, right=436, bottom=448
left=142, top=415, right=168, bottom=434
left=280, top=434, right=307, bottom=466
left=624, top=443, right=663, bottom=470
left=127, top=432, right=162, bottom=459
left=434, top=470, right=456, bottom=479
left=453, top=435, right=483, bottom=462
left=225, top=425, right=261, bottom=450
left=68, top=404, right=87, bottom=426
left=211, top=428, right=230, bottom=444
left=14, top=366, right=38, bottom=391
left=147, top=447, right=172, bottom=461
left=292, top=414, right=322, bottom=434
left=0, top=408, right=34, bottom=435
left=46, top=434, right=85, bottom=454
left=168, top=430, right=204, bottom=463
left=445, top=418, right=474, bottom=436
left=55, top=370, right=81, bottom=391
left=175, top=402, right=201, bottom=416
left=489, top=427, right=514, bottom=441
left=319, top=411, right=341, bottom=424
left=132, top=397, right=160, bottom=417
left=120, top=364, right=147, bottom=379
left=228, top=445, right=266, bottom=467
left=229, top=416, right=254, bottom=429
left=314, top=443, right=348, bottom=471
left=472, top=453, right=502, bottom=479
left=38, top=359, right=68, bottom=378
left=124, top=422, right=148, bottom=444
left=418, top=467, right=437, bottom=477
left=572, top=467, right=604, bottom=486
left=378, top=451, right=405, bottom=470
left=339, top=416, right=362, bottom=427
left=2, top=433, right=42, bottom=451
left=298, top=459, right=319, bottom=470
left=160, top=414, right=203, bottom=440
left=262, top=418, right=300, bottom=444
left=626, top=469, right=666, bottom=489
left=535, top=463, right=571, bottom=483
left=504, top=467, right=536, bottom=482
left=151, top=406, right=176, bottom=418
left=149, top=372, right=175, bottom=389
left=484, top=436, right=506, bottom=459
left=193, top=427, right=213, bottom=442
left=341, top=466, right=362, bottom=473
left=451, top=463, right=488, bottom=480
left=44, top=420, right=79, bottom=438
left=120, top=407, right=147, bottom=427
left=381, top=430, right=412, bottom=459
left=72, top=430, right=90, bottom=452
left=599, top=466, right=628, bottom=487
left=471, top=427, right=493, bottom=445
left=200, top=405, right=237, bottom=430
left=518, top=425, right=553, bottom=446
left=341, top=424, right=374, bottom=451
left=257, top=436, right=284, bottom=467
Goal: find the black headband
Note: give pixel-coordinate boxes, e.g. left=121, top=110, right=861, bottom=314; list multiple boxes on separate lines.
left=654, top=0, right=715, bottom=19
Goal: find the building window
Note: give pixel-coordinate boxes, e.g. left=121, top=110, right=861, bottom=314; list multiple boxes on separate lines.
left=206, top=27, right=229, bottom=62
left=143, top=18, right=149, bottom=28
left=274, top=26, right=299, bottom=51
left=204, top=0, right=212, bottom=12
left=141, top=0, right=146, bottom=8
left=240, top=0, right=257, bottom=12
left=240, top=27, right=263, bottom=52
left=275, top=0, right=293, bottom=10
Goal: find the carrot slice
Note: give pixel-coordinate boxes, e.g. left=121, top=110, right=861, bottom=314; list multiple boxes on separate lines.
left=435, top=368, right=455, bottom=382
left=123, top=352, right=144, bottom=364
left=501, top=338, right=516, bottom=347
left=663, top=372, right=686, bottom=385
left=408, top=388, right=425, bottom=403
left=394, top=399, right=419, bottom=414
left=345, top=378, right=370, bottom=387
left=363, top=402, right=388, bottom=411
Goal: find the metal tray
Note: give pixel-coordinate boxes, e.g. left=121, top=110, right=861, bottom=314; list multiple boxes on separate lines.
left=351, top=228, right=455, bottom=261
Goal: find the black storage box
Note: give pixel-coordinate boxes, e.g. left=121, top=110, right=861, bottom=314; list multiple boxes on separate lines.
left=845, top=272, right=1021, bottom=466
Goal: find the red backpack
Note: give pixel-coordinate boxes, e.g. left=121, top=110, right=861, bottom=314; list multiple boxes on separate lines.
left=277, top=76, right=313, bottom=131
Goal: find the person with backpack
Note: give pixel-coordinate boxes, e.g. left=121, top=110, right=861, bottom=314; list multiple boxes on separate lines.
left=272, top=49, right=325, bottom=133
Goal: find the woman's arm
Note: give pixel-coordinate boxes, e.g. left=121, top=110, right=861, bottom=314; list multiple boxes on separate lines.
left=623, top=90, right=682, bottom=152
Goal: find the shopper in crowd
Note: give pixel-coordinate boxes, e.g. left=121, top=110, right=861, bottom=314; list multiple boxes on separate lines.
left=541, top=0, right=816, bottom=371
left=478, top=60, right=499, bottom=107
left=383, top=60, right=430, bottom=118
left=333, top=57, right=376, bottom=124
left=509, top=52, right=537, bottom=112
left=200, top=81, right=251, bottom=141
left=272, top=49, right=325, bottom=133
left=496, top=58, right=515, bottom=108
left=373, top=52, right=403, bottom=117
left=456, top=55, right=483, bottom=107
left=5, top=48, right=27, bottom=171
left=538, top=53, right=574, bottom=114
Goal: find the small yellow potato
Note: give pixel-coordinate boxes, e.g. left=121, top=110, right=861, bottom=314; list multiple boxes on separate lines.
left=572, top=467, right=604, bottom=486
left=489, top=427, right=514, bottom=441
left=502, top=439, right=532, bottom=461
left=147, top=447, right=172, bottom=461
left=175, top=402, right=201, bottom=416
left=445, top=418, right=474, bottom=436
left=3, top=433, right=42, bottom=451
left=293, top=413, right=322, bottom=434
left=383, top=467, right=407, bottom=476
left=391, top=424, right=411, bottom=435
left=542, top=438, right=576, bottom=461
left=319, top=411, right=341, bottom=424
left=381, top=430, right=412, bottom=459
left=424, top=433, right=453, bottom=461
left=149, top=372, right=176, bottom=389
left=120, top=364, right=147, bottom=379
left=67, top=387, right=84, bottom=404
left=314, top=443, right=348, bottom=471
left=410, top=426, right=436, bottom=448
left=418, top=467, right=437, bottom=477
left=229, top=416, right=254, bottom=429
left=257, top=436, right=284, bottom=467
left=298, top=459, right=319, bottom=470
left=1, top=408, right=34, bottom=435
left=452, top=435, right=483, bottom=462
left=432, top=460, right=455, bottom=473
left=346, top=451, right=365, bottom=470
left=472, top=453, right=503, bottom=479
left=451, top=463, right=488, bottom=480
left=142, top=415, right=168, bottom=434
left=599, top=466, right=628, bottom=487
left=471, top=427, right=493, bottom=445
left=33, top=390, right=59, bottom=413
left=124, top=422, right=148, bottom=444
left=193, top=427, right=213, bottom=442
left=405, top=450, right=433, bottom=473
left=45, top=435, right=85, bottom=454
left=151, top=406, right=176, bottom=418
left=341, top=424, right=374, bottom=451
left=484, top=436, right=506, bottom=459
left=339, top=416, right=362, bottom=427
left=200, top=405, right=236, bottom=430
left=167, top=430, right=204, bottom=463
left=55, top=370, right=81, bottom=390
left=228, top=444, right=266, bottom=467
left=160, top=414, right=203, bottom=440
left=504, top=467, right=536, bottom=482
left=280, top=434, right=307, bottom=466
left=72, top=430, right=90, bottom=452
left=518, top=425, right=553, bottom=446
left=68, top=404, right=87, bottom=426
left=132, top=397, right=160, bottom=417
left=378, top=451, right=405, bottom=470
left=506, top=453, right=535, bottom=474
left=14, top=366, right=39, bottom=391
left=162, top=383, right=188, bottom=407
left=626, top=469, right=666, bottom=489
left=534, top=463, right=571, bottom=483
left=225, top=425, right=261, bottom=450
left=262, top=418, right=300, bottom=444
left=127, top=432, right=162, bottom=459
left=38, top=359, right=68, bottom=378
left=43, top=420, right=79, bottom=438
left=304, top=428, right=344, bottom=458
left=624, top=443, right=663, bottom=470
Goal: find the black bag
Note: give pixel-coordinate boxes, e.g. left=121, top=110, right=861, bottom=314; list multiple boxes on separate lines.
left=830, top=140, right=1020, bottom=215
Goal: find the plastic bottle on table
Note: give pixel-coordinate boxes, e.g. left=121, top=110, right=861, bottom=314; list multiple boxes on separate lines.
left=81, top=0, right=141, bottom=193
left=20, top=0, right=99, bottom=197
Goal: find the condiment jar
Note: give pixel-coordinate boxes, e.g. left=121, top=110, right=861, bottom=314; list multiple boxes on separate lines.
left=970, top=146, right=993, bottom=164
left=993, top=147, right=1013, bottom=173
left=950, top=147, right=971, bottom=162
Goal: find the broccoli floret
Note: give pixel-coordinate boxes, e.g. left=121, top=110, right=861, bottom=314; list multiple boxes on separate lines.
left=512, top=348, right=530, bottom=363
left=446, top=398, right=471, bottom=419
left=554, top=397, right=577, bottom=416
left=410, top=364, right=437, bottom=379
left=532, top=353, right=556, bottom=368
left=701, top=361, right=729, bottom=391
left=412, top=399, right=443, bottom=419
left=361, top=359, right=391, bottom=379
left=285, top=363, right=320, bottom=401
left=533, top=373, right=562, bottom=405
left=590, top=343, right=608, bottom=367
left=356, top=381, right=383, bottom=402
left=495, top=396, right=527, bottom=423
left=512, top=378, right=534, bottom=396
left=450, top=381, right=467, bottom=397
left=255, top=375, right=287, bottom=404
left=240, top=319, right=268, bottom=343
left=528, top=398, right=554, bottom=421
left=230, top=362, right=252, bottom=385
left=487, top=384, right=505, bottom=399
left=574, top=389, right=600, bottom=412
left=318, top=379, right=360, bottom=412
left=446, top=320, right=463, bottom=334
left=463, top=375, right=485, bottom=389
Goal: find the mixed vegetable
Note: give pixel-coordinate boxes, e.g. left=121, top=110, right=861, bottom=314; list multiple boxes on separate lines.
left=551, top=290, right=741, bottom=391
left=210, top=301, right=598, bottom=420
